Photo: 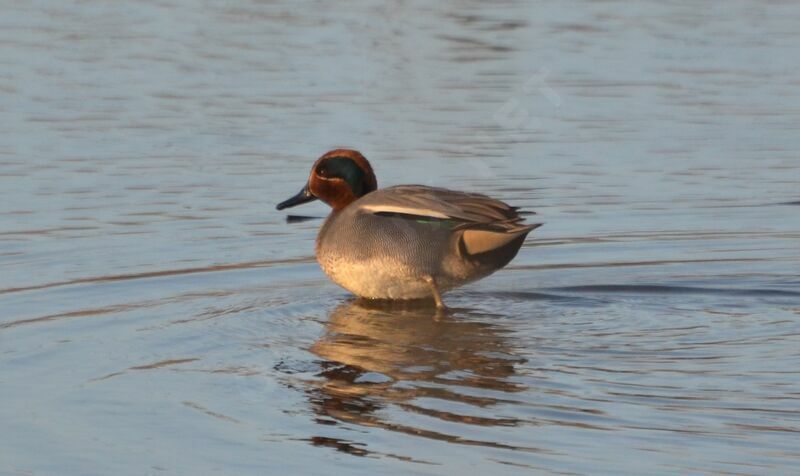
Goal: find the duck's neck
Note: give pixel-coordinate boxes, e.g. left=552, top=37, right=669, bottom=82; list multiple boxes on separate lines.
left=323, top=187, right=362, bottom=211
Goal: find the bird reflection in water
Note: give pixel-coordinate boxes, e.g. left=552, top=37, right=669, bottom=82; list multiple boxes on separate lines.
left=303, top=299, right=531, bottom=454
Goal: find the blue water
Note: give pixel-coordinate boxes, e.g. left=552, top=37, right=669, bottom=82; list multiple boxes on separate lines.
left=1, top=1, right=799, bottom=474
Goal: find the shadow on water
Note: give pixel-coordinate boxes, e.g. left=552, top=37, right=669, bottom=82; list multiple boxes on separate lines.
left=285, top=214, right=322, bottom=224
left=297, top=300, right=548, bottom=456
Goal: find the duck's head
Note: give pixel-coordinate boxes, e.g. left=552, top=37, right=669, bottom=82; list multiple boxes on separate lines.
left=276, top=149, right=378, bottom=211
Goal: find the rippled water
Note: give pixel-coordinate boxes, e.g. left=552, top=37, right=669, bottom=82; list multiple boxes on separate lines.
left=2, top=1, right=800, bottom=474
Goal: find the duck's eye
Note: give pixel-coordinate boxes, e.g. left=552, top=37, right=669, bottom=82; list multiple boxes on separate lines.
left=316, top=165, right=330, bottom=177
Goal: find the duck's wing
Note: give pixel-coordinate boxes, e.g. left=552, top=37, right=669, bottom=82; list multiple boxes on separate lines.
left=356, top=185, right=542, bottom=254
left=357, top=185, right=535, bottom=231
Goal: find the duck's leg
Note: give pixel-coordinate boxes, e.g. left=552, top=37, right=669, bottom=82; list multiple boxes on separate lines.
left=422, top=275, right=447, bottom=310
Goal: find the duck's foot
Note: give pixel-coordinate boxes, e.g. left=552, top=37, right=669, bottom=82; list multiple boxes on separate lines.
left=422, top=275, right=448, bottom=312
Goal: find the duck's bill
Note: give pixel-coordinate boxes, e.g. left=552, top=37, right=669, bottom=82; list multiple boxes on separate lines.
left=276, top=185, right=317, bottom=210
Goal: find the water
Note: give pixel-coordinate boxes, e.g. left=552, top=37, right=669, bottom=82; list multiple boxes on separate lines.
left=2, top=1, right=799, bottom=474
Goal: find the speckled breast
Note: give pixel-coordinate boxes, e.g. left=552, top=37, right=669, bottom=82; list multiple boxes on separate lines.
left=314, top=209, right=464, bottom=299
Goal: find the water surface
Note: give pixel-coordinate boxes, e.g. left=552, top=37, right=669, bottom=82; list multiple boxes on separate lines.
left=1, top=1, right=800, bottom=474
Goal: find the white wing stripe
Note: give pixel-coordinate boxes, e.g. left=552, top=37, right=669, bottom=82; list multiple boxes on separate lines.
left=360, top=204, right=451, bottom=219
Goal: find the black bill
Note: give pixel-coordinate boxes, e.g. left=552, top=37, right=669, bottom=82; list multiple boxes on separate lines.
left=276, top=184, right=317, bottom=210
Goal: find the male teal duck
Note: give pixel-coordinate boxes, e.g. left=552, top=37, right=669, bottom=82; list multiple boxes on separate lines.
left=277, top=149, right=541, bottom=308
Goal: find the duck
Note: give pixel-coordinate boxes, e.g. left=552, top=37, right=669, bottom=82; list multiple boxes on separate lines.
left=276, top=149, right=541, bottom=309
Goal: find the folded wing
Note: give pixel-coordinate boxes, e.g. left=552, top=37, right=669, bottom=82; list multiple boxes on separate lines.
left=357, top=185, right=541, bottom=255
